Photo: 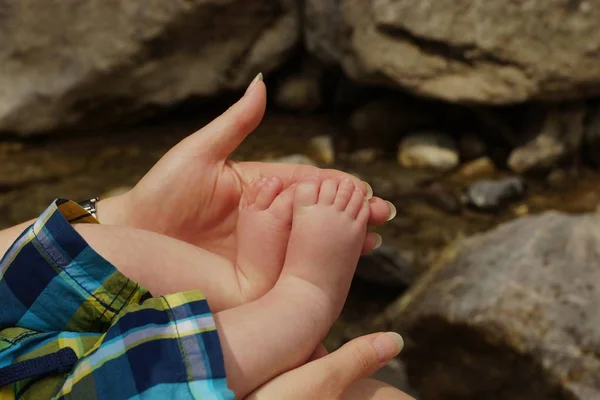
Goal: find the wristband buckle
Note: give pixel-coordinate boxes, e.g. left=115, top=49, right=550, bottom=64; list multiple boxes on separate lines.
left=77, top=197, right=99, bottom=219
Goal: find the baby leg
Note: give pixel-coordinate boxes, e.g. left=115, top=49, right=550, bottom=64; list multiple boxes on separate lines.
left=73, top=224, right=242, bottom=312
left=235, top=177, right=294, bottom=301
left=280, top=178, right=370, bottom=320
left=215, top=178, right=370, bottom=397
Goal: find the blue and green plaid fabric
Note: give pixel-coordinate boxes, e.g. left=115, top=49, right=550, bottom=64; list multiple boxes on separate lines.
left=0, top=199, right=234, bottom=399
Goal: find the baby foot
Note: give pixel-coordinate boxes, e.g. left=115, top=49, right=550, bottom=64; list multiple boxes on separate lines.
left=279, top=178, right=370, bottom=320
left=236, top=177, right=294, bottom=302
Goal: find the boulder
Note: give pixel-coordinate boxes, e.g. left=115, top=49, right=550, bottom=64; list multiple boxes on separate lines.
left=382, top=212, right=600, bottom=399
left=0, top=0, right=299, bottom=135
left=304, top=0, right=600, bottom=104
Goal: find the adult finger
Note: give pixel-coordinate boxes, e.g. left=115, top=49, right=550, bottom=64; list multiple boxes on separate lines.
left=184, top=74, right=267, bottom=161
left=362, top=232, right=383, bottom=254
left=319, top=332, right=404, bottom=389
left=370, top=197, right=396, bottom=225
left=246, top=332, right=404, bottom=400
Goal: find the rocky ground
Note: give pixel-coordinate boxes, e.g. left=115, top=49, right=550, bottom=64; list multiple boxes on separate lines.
left=3, top=108, right=600, bottom=397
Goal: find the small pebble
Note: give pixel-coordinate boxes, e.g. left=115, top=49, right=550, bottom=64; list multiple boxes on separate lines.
left=397, top=132, right=459, bottom=171
left=452, top=157, right=496, bottom=181
left=508, top=136, right=565, bottom=173
left=507, top=106, right=585, bottom=173
left=465, top=176, right=527, bottom=211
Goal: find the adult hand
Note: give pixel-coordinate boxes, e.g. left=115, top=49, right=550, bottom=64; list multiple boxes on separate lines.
left=247, top=332, right=414, bottom=400
left=98, top=74, right=395, bottom=262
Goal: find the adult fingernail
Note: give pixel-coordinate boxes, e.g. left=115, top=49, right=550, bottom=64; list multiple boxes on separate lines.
left=385, top=201, right=397, bottom=221
left=372, top=233, right=383, bottom=249
left=364, top=182, right=373, bottom=199
left=245, top=72, right=263, bottom=95
left=372, top=332, right=404, bottom=363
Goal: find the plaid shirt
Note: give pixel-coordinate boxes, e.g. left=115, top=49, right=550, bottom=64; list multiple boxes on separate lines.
left=0, top=199, right=234, bottom=399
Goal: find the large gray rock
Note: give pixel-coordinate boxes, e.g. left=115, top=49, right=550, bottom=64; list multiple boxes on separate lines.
left=305, top=0, right=600, bottom=104
left=0, top=0, right=299, bottom=135
left=382, top=212, right=600, bottom=399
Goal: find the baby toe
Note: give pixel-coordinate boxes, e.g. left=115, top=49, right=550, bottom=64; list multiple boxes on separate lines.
left=268, top=184, right=295, bottom=222
left=345, top=187, right=366, bottom=218
left=333, top=178, right=355, bottom=211
left=255, top=177, right=283, bottom=210
left=294, top=179, right=320, bottom=208
left=318, top=179, right=338, bottom=205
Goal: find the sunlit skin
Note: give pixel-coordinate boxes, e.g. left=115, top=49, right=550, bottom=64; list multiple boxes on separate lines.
left=97, top=79, right=394, bottom=295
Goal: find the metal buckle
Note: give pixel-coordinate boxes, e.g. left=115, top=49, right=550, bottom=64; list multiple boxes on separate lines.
left=77, top=197, right=99, bottom=219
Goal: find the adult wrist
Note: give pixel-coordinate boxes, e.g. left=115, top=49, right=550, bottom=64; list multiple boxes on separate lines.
left=94, top=192, right=131, bottom=226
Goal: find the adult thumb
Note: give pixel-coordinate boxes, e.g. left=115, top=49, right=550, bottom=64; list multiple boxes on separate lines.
left=321, top=332, right=404, bottom=389
left=246, top=332, right=404, bottom=400
left=187, top=73, right=267, bottom=161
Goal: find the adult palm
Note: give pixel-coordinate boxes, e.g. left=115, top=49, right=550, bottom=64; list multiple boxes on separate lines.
left=101, top=78, right=391, bottom=262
